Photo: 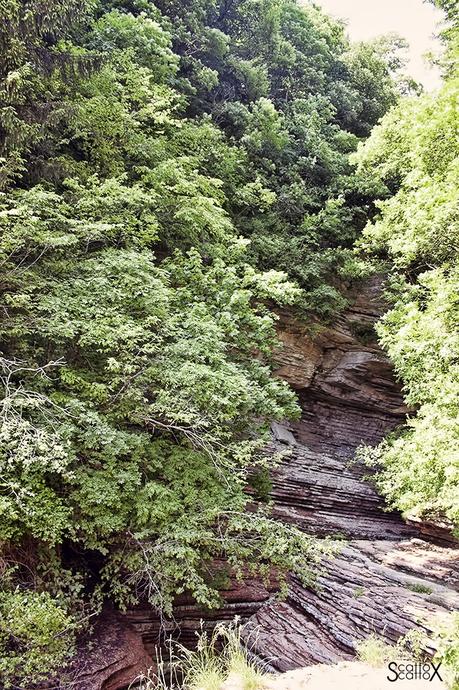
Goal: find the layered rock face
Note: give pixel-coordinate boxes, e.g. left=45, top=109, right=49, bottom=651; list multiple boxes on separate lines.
left=124, top=570, right=278, bottom=658
left=123, top=277, right=458, bottom=675
left=268, top=279, right=414, bottom=539
left=274, top=277, right=408, bottom=454
left=245, top=278, right=459, bottom=669
left=247, top=539, right=459, bottom=671
left=68, top=613, right=154, bottom=690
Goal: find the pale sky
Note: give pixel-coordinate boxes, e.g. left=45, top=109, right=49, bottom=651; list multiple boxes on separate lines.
left=313, top=0, right=445, bottom=90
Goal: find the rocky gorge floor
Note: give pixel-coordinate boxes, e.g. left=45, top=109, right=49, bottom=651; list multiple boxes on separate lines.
left=75, top=278, right=459, bottom=689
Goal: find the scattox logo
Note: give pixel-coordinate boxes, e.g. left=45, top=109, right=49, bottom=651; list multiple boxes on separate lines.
left=387, top=662, right=443, bottom=682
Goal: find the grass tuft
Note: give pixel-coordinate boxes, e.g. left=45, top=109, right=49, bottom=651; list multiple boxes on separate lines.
left=356, top=634, right=394, bottom=668
left=406, top=583, right=433, bottom=595
left=132, top=619, right=267, bottom=690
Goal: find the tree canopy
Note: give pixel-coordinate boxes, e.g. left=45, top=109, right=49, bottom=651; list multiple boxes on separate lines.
left=354, top=10, right=459, bottom=531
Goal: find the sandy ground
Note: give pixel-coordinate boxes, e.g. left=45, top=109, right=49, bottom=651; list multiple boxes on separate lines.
left=262, top=663, right=447, bottom=690
left=221, top=662, right=448, bottom=690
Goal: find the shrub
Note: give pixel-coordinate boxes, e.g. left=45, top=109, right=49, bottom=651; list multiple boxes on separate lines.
left=0, top=590, right=76, bottom=688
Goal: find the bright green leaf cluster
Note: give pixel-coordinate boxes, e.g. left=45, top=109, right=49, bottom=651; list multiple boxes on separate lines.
left=354, top=29, right=459, bottom=530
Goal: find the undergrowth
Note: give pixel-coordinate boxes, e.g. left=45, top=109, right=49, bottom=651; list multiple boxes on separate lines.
left=357, top=624, right=459, bottom=689
left=132, top=620, right=268, bottom=690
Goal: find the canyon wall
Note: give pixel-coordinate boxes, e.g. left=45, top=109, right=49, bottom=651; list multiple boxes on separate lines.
left=246, top=277, right=459, bottom=670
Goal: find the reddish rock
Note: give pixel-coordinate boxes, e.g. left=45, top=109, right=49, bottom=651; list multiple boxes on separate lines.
left=70, top=613, right=154, bottom=690
left=124, top=566, right=278, bottom=655
left=246, top=540, right=459, bottom=671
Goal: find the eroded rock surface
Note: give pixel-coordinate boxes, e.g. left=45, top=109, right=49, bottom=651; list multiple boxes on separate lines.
left=247, top=540, right=459, bottom=671
left=274, top=279, right=408, bottom=454
left=69, top=613, right=153, bottom=690
left=269, top=442, right=415, bottom=540
left=123, top=571, right=278, bottom=657
left=245, top=278, right=459, bottom=670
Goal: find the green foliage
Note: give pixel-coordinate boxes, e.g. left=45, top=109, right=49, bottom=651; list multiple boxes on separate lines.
left=357, top=267, right=459, bottom=527
left=355, top=81, right=459, bottom=269
left=433, top=613, right=459, bottom=689
left=151, top=0, right=402, bottom=316
left=354, top=34, right=459, bottom=528
left=0, top=0, right=95, bottom=188
left=0, top=590, right=76, bottom=688
left=250, top=466, right=273, bottom=503
left=166, top=621, right=266, bottom=690
left=406, top=583, right=433, bottom=595
left=356, top=634, right=394, bottom=667
left=356, top=629, right=426, bottom=669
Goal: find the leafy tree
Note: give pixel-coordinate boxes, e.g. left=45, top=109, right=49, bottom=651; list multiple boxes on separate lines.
left=354, top=27, right=459, bottom=529
left=0, top=591, right=76, bottom=687
left=429, top=0, right=458, bottom=24
left=0, top=0, right=95, bottom=188
left=149, top=0, right=403, bottom=315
